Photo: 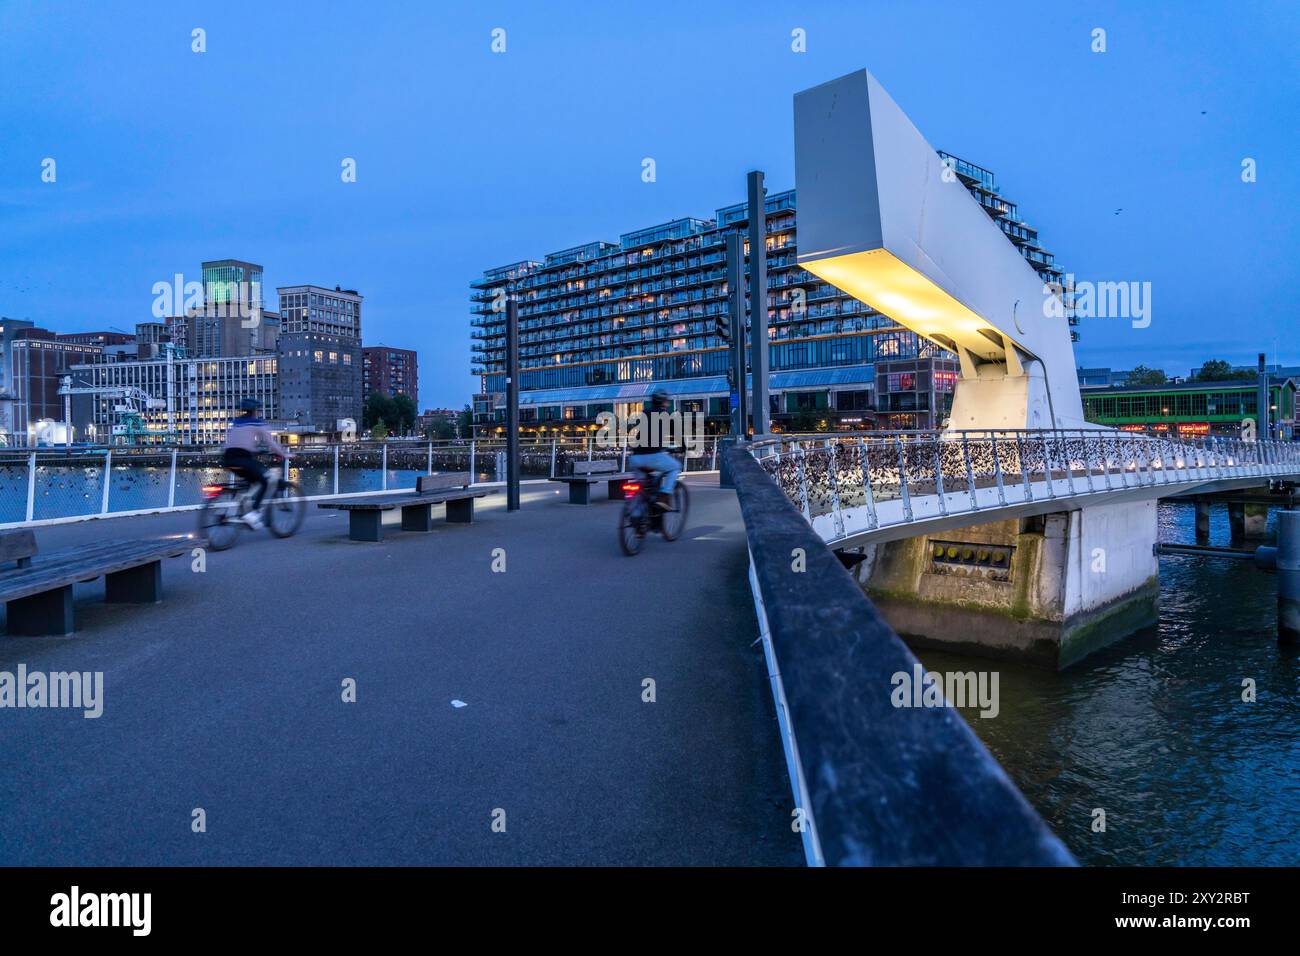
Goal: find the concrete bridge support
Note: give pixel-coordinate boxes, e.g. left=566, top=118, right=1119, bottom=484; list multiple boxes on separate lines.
left=1245, top=503, right=1270, bottom=539
left=1229, top=501, right=1270, bottom=541
left=1195, top=500, right=1211, bottom=543
left=859, top=500, right=1159, bottom=669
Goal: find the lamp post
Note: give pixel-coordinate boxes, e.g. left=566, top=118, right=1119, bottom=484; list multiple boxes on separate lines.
left=506, top=297, right=520, bottom=511
left=719, top=230, right=747, bottom=488
left=747, top=170, right=770, bottom=438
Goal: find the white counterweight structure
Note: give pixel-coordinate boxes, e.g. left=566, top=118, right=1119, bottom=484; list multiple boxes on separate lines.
left=793, top=68, right=1084, bottom=431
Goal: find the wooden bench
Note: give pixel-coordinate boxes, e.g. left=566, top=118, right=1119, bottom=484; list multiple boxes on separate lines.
left=0, top=529, right=195, bottom=636
left=316, top=472, right=487, bottom=542
left=548, top=459, right=637, bottom=505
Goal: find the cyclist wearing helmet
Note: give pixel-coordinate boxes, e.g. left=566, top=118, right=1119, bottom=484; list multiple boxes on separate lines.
left=222, top=396, right=289, bottom=530
left=628, top=389, right=681, bottom=512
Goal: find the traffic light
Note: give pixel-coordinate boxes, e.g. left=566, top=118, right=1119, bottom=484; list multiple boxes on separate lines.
left=715, top=308, right=732, bottom=344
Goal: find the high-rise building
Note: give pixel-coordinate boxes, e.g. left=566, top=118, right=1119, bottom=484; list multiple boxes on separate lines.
left=362, top=345, right=418, bottom=403
left=276, top=285, right=363, bottom=432
left=168, top=309, right=280, bottom=358
left=470, top=158, right=1068, bottom=436
left=163, top=259, right=278, bottom=358
left=202, top=259, right=263, bottom=312
left=66, top=352, right=278, bottom=445
left=0, top=323, right=103, bottom=443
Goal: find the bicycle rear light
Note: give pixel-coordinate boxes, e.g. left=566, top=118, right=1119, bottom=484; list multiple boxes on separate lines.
left=201, top=485, right=224, bottom=499
left=622, top=482, right=641, bottom=497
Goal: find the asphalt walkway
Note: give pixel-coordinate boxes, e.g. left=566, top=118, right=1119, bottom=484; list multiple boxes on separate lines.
left=0, top=476, right=802, bottom=866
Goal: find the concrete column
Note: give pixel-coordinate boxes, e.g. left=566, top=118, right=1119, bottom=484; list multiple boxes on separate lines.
left=862, top=500, right=1160, bottom=668
left=1195, top=500, right=1211, bottom=543
left=1278, top=510, right=1300, bottom=644
left=1229, top=502, right=1245, bottom=542
left=1244, top=502, right=1270, bottom=539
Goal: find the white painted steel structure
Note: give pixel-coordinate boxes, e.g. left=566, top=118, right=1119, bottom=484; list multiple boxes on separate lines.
left=752, top=431, right=1300, bottom=549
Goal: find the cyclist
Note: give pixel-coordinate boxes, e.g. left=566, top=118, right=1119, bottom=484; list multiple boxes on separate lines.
left=628, top=389, right=681, bottom=512
left=222, top=397, right=289, bottom=530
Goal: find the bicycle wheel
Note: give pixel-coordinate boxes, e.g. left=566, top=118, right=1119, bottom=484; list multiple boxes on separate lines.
left=660, top=482, right=689, bottom=541
left=265, top=482, right=305, bottom=538
left=199, top=488, right=241, bottom=551
left=618, top=496, right=646, bottom=556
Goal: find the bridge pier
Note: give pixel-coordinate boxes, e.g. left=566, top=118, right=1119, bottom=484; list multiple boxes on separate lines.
left=1195, top=500, right=1211, bottom=543
left=1229, top=501, right=1270, bottom=542
left=1245, top=503, right=1270, bottom=539
left=859, top=500, right=1159, bottom=669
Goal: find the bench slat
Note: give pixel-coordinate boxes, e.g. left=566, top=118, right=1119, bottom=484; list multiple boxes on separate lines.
left=0, top=539, right=191, bottom=573
left=416, top=472, right=471, bottom=493
left=571, top=460, right=620, bottom=476
left=0, top=539, right=190, bottom=576
left=318, top=488, right=488, bottom=512
left=549, top=471, right=635, bottom=485
left=0, top=539, right=192, bottom=603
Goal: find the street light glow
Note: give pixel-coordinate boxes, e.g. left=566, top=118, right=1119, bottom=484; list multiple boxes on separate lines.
left=802, top=247, right=1018, bottom=361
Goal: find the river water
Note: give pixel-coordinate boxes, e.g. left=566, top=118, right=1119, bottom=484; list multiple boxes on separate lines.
left=920, top=501, right=1300, bottom=866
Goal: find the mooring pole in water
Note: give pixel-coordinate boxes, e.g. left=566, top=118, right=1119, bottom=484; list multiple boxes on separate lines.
left=1163, top=510, right=1300, bottom=643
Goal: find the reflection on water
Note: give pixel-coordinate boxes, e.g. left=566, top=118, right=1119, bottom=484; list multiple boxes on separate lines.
left=919, top=501, right=1300, bottom=866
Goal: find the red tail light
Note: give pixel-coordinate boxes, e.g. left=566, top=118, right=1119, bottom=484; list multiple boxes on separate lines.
left=622, top=482, right=641, bottom=498
left=202, top=485, right=224, bottom=499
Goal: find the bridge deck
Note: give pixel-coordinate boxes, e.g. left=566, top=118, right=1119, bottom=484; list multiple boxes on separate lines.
left=0, top=477, right=802, bottom=866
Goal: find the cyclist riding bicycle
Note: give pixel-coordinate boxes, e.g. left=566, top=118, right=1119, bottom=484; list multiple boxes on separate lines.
left=222, top=397, right=289, bottom=530
left=628, top=389, right=682, bottom=512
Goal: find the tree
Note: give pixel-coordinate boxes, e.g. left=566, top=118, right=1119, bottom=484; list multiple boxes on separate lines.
left=370, top=419, right=390, bottom=441
left=1192, top=359, right=1255, bottom=382
left=789, top=408, right=829, bottom=433
left=426, top=418, right=457, bottom=440
left=457, top=404, right=472, bottom=439
left=393, top=394, right=417, bottom=435
left=1125, top=364, right=1168, bottom=387
left=363, top=392, right=397, bottom=431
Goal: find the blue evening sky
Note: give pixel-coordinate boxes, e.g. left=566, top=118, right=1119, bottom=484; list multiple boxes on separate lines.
left=2, top=0, right=1297, bottom=407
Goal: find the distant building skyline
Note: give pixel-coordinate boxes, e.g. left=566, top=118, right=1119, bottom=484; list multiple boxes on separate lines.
left=3, top=4, right=1296, bottom=407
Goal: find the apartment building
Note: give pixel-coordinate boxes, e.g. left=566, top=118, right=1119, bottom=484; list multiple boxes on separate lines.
left=470, top=157, right=1068, bottom=435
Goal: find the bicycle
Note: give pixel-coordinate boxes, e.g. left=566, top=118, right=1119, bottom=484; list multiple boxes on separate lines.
left=618, top=467, right=689, bottom=556
left=199, top=458, right=305, bottom=551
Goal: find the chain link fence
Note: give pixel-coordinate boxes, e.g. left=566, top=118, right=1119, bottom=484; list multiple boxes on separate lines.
left=0, top=436, right=721, bottom=527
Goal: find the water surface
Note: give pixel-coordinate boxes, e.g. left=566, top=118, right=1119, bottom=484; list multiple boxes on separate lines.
left=920, top=501, right=1300, bottom=866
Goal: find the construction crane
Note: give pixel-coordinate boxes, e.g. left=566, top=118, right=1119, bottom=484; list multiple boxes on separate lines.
left=57, top=377, right=170, bottom=446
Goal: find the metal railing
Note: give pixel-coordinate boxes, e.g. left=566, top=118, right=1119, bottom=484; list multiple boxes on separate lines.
left=0, top=437, right=723, bottom=527
left=727, top=444, right=1075, bottom=865
left=750, top=429, right=1300, bottom=542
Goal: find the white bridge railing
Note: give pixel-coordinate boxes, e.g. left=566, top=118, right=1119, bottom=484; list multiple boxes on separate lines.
left=750, top=430, right=1300, bottom=545
left=0, top=437, right=724, bottom=527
